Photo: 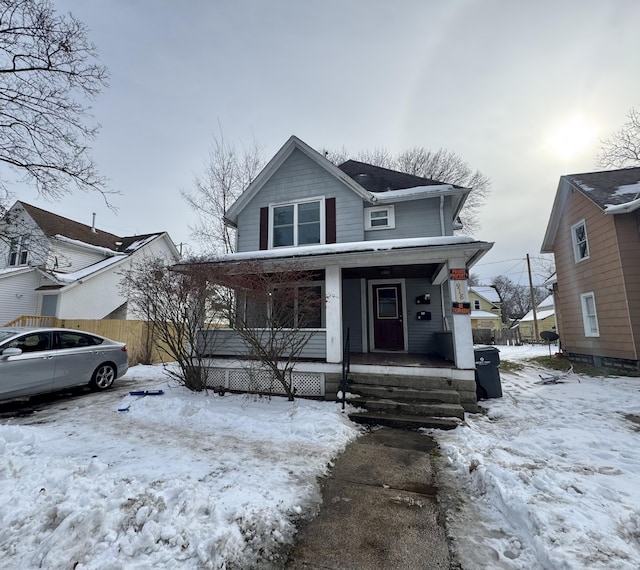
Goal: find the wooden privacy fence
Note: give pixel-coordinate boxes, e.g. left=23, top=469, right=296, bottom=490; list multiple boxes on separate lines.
left=5, top=316, right=173, bottom=365
left=472, top=327, right=522, bottom=346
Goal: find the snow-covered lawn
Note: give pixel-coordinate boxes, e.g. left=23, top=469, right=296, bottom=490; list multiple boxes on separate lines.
left=434, top=345, right=640, bottom=570
left=0, top=366, right=360, bottom=569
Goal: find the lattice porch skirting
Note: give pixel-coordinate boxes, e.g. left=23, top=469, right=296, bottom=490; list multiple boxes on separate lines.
left=205, top=366, right=324, bottom=397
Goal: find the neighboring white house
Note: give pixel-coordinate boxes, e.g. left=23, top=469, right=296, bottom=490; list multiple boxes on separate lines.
left=0, top=201, right=180, bottom=325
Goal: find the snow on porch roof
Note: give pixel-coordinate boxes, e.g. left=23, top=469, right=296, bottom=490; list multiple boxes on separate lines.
left=194, top=236, right=492, bottom=265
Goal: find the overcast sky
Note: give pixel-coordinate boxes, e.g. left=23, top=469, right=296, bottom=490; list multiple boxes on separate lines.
left=12, top=0, right=640, bottom=285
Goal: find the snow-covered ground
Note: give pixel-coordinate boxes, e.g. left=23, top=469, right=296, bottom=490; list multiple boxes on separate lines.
left=434, top=344, right=640, bottom=570
left=0, top=366, right=360, bottom=569
left=3, top=348, right=640, bottom=569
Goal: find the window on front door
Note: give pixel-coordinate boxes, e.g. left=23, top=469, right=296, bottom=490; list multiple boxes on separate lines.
left=271, top=199, right=323, bottom=248
left=572, top=220, right=589, bottom=262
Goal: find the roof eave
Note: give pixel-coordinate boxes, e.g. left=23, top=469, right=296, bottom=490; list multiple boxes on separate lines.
left=224, top=136, right=373, bottom=225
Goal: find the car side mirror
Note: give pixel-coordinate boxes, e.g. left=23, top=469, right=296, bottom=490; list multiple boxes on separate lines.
left=1, top=347, right=23, bottom=359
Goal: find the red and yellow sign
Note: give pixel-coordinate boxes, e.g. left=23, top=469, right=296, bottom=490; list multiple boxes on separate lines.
left=450, top=268, right=468, bottom=280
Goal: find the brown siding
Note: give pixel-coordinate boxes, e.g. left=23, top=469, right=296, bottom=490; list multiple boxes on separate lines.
left=553, top=189, right=636, bottom=360
left=615, top=212, right=640, bottom=360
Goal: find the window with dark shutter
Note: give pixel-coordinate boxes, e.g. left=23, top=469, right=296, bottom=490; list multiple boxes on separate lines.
left=325, top=197, right=336, bottom=244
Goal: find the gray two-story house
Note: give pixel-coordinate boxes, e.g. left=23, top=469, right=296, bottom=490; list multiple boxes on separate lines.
left=194, top=136, right=493, bottom=420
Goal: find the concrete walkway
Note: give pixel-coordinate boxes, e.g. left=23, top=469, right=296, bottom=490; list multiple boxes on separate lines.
left=285, top=427, right=451, bottom=570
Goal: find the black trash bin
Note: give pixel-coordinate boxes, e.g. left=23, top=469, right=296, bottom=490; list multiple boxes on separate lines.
left=474, top=346, right=502, bottom=399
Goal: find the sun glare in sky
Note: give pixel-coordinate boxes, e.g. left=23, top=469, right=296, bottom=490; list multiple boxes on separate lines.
left=546, top=115, right=598, bottom=160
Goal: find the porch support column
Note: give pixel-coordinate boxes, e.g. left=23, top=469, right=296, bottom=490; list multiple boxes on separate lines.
left=447, top=259, right=475, bottom=369
left=325, top=264, right=342, bottom=363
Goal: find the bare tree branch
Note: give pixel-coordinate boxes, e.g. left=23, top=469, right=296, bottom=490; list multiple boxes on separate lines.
left=0, top=0, right=110, bottom=203
left=329, top=145, right=491, bottom=236
left=182, top=129, right=263, bottom=254
left=598, top=107, right=640, bottom=169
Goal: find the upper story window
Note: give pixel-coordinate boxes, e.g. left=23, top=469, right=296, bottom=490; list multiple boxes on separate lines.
left=270, top=198, right=324, bottom=248
left=571, top=220, right=589, bottom=262
left=474, top=299, right=481, bottom=310
left=580, top=292, right=599, bottom=337
left=364, top=205, right=395, bottom=231
left=8, top=235, right=30, bottom=266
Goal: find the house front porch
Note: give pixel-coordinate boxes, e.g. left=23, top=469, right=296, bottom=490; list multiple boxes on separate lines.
left=192, top=237, right=491, bottom=421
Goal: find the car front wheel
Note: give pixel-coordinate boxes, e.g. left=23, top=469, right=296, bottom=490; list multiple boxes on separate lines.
left=91, top=364, right=116, bottom=390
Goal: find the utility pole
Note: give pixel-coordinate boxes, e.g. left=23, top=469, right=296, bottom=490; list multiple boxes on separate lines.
left=526, top=254, right=539, bottom=341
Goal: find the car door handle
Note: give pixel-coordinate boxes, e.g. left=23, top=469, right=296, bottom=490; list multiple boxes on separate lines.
left=41, top=355, right=55, bottom=360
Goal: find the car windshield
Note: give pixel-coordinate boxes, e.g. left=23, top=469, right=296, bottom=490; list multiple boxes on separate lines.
left=0, top=330, right=17, bottom=344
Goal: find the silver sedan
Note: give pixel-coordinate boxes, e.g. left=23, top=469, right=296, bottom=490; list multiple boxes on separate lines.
left=0, top=327, right=128, bottom=401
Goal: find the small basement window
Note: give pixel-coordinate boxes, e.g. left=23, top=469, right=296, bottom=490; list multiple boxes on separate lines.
left=365, top=205, right=395, bottom=230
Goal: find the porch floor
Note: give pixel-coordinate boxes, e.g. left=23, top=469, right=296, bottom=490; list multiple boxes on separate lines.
left=348, top=352, right=452, bottom=368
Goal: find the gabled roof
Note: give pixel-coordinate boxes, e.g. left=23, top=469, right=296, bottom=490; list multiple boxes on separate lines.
left=469, top=285, right=501, bottom=305
left=542, top=167, right=640, bottom=252
left=224, top=136, right=373, bottom=227
left=8, top=201, right=178, bottom=259
left=337, top=160, right=448, bottom=191
left=18, top=201, right=121, bottom=250
left=519, top=295, right=555, bottom=323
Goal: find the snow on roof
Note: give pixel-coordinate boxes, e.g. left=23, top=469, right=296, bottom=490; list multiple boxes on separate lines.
left=206, top=236, right=479, bottom=262
left=470, top=286, right=500, bottom=304
left=471, top=310, right=501, bottom=319
left=370, top=184, right=457, bottom=203
left=121, top=234, right=159, bottom=252
left=53, top=235, right=124, bottom=256
left=52, top=255, right=127, bottom=284
left=614, top=181, right=640, bottom=196
left=605, top=196, right=640, bottom=214
left=519, top=308, right=555, bottom=322
left=0, top=266, right=33, bottom=278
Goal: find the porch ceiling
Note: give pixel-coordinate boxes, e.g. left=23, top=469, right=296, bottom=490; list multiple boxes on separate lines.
left=342, top=264, right=439, bottom=280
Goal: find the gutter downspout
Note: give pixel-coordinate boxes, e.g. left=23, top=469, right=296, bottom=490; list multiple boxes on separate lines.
left=439, top=195, right=445, bottom=235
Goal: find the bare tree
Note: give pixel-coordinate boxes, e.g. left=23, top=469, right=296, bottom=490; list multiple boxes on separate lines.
left=598, top=107, right=640, bottom=169
left=491, top=275, right=547, bottom=324
left=0, top=0, right=110, bottom=204
left=328, top=146, right=491, bottom=235
left=120, top=257, right=224, bottom=392
left=210, top=261, right=323, bottom=401
left=183, top=131, right=263, bottom=254
left=531, top=254, right=556, bottom=284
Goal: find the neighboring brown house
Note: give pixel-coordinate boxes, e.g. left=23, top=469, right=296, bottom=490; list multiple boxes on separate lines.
left=541, top=167, right=640, bottom=372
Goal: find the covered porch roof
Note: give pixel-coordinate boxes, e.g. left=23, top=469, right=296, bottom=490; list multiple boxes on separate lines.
left=180, top=237, right=493, bottom=281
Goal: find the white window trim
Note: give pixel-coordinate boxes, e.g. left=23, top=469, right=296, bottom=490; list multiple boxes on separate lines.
left=8, top=235, right=30, bottom=266
left=580, top=291, right=599, bottom=337
left=268, top=196, right=325, bottom=249
left=571, top=219, right=589, bottom=263
left=364, top=205, right=395, bottom=231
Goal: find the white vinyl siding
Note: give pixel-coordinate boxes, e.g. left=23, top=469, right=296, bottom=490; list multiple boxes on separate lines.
left=580, top=292, right=599, bottom=337
left=572, top=220, right=589, bottom=262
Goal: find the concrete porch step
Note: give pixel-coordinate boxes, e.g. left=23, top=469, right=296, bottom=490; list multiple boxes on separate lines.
left=348, top=411, right=462, bottom=431
left=348, top=373, right=458, bottom=391
left=348, top=384, right=461, bottom=405
left=350, top=398, right=465, bottom=420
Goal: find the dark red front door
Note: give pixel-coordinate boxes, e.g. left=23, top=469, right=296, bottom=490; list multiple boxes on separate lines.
left=372, top=284, right=404, bottom=351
